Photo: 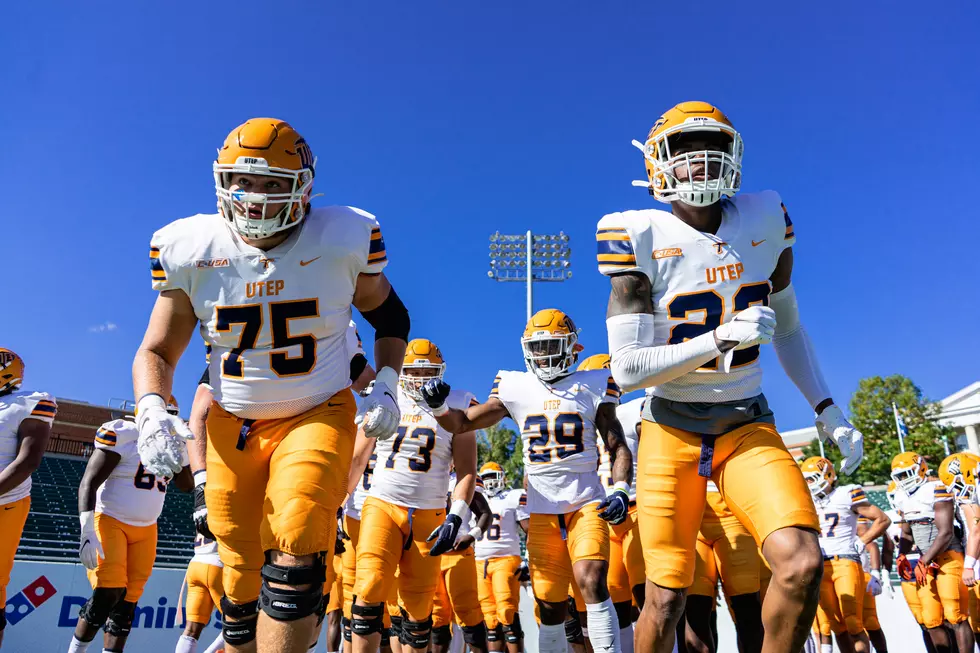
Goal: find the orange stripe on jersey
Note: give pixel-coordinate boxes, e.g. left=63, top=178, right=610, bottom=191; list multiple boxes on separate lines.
left=489, top=376, right=501, bottom=397
left=597, top=253, right=637, bottom=264
left=605, top=376, right=622, bottom=398
left=596, top=232, right=632, bottom=242
left=30, top=402, right=57, bottom=417
left=95, top=428, right=117, bottom=445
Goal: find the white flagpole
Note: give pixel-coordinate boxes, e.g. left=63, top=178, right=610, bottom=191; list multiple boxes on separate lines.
left=893, top=402, right=906, bottom=453
left=818, top=438, right=826, bottom=458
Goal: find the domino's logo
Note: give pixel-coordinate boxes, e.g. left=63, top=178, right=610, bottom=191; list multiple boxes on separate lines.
left=4, top=576, right=57, bottom=626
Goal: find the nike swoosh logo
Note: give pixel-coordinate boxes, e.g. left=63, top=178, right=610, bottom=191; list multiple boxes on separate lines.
left=383, top=391, right=395, bottom=403
left=327, top=402, right=344, bottom=407
left=4, top=506, right=15, bottom=511
left=300, top=256, right=321, bottom=266
left=751, top=239, right=766, bottom=247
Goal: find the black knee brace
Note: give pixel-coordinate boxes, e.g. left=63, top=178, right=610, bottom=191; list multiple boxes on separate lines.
left=259, top=554, right=326, bottom=621
left=503, top=615, right=523, bottom=644
left=389, top=614, right=403, bottom=641
left=315, top=592, right=329, bottom=627
left=564, top=611, right=584, bottom=645
left=432, top=624, right=453, bottom=646
left=487, top=624, right=502, bottom=642
left=351, top=601, right=385, bottom=636
left=381, top=627, right=393, bottom=648
left=343, top=616, right=353, bottom=642
left=220, top=597, right=259, bottom=646
left=78, top=587, right=126, bottom=628
left=462, top=622, right=488, bottom=648
left=105, top=600, right=136, bottom=637
left=398, top=612, right=433, bottom=649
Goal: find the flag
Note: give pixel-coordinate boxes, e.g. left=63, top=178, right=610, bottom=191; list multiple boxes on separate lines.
left=893, top=403, right=909, bottom=452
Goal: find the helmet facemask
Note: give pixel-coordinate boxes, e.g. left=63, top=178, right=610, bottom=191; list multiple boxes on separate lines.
left=481, top=470, right=505, bottom=494
left=804, top=471, right=832, bottom=500
left=399, top=363, right=446, bottom=402
left=214, top=159, right=314, bottom=240
left=522, top=332, right=577, bottom=382
left=891, top=462, right=925, bottom=494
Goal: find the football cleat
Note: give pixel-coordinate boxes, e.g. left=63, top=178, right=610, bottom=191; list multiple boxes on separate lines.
left=632, top=101, right=743, bottom=207
left=576, top=353, right=610, bottom=372
left=0, top=348, right=25, bottom=394
left=521, top=309, right=583, bottom=383
left=400, top=339, right=446, bottom=402
left=891, top=451, right=928, bottom=494
left=800, top=456, right=837, bottom=499
left=214, top=118, right=316, bottom=240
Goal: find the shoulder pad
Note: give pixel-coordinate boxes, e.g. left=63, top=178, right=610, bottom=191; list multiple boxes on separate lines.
left=596, top=210, right=657, bottom=279
left=22, top=391, right=57, bottom=423
left=309, top=205, right=387, bottom=275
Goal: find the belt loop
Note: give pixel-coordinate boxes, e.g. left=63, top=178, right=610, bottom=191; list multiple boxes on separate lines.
left=237, top=419, right=255, bottom=451
left=698, top=434, right=717, bottom=478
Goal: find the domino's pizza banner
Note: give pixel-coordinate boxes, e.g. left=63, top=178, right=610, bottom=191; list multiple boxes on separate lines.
left=3, top=560, right=220, bottom=653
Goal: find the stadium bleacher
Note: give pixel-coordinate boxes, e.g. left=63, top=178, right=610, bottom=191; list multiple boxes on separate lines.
left=18, top=455, right=194, bottom=568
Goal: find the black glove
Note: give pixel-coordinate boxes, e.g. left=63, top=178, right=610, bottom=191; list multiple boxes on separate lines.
left=193, top=480, right=215, bottom=540
left=515, top=558, right=530, bottom=582
left=335, top=531, right=346, bottom=556
left=420, top=379, right=452, bottom=411
left=427, top=514, right=463, bottom=556
left=597, top=488, right=630, bottom=525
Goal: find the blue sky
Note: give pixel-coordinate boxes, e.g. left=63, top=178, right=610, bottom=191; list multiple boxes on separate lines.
left=4, top=1, right=978, bottom=430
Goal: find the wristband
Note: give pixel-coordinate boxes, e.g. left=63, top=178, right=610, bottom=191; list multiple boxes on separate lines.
left=467, top=526, right=483, bottom=540
left=966, top=556, right=978, bottom=570
left=136, top=393, right=167, bottom=416
left=432, top=402, right=449, bottom=416
left=870, top=569, right=881, bottom=580
left=613, top=481, right=630, bottom=495
left=449, top=500, right=469, bottom=520
left=80, top=510, right=95, bottom=530
left=194, top=470, right=207, bottom=487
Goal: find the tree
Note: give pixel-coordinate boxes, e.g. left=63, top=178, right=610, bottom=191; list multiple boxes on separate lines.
left=477, top=422, right=524, bottom=489
left=800, top=374, right=956, bottom=485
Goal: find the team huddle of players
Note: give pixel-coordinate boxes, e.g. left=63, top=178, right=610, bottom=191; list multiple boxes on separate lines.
left=0, top=99, right=900, bottom=653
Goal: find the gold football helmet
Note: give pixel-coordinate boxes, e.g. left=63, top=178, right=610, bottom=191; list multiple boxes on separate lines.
left=480, top=462, right=506, bottom=494
left=522, top=309, right=583, bottom=382
left=891, top=451, right=928, bottom=493
left=886, top=480, right=900, bottom=510
left=632, top=101, right=743, bottom=207
left=576, top=353, right=610, bottom=372
left=400, top=339, right=446, bottom=401
left=800, top=457, right=837, bottom=499
left=0, top=348, right=25, bottom=395
left=938, top=452, right=978, bottom=503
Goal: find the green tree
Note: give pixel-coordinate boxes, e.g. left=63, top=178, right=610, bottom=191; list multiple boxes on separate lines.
left=477, top=422, right=524, bottom=489
left=800, top=374, right=956, bottom=485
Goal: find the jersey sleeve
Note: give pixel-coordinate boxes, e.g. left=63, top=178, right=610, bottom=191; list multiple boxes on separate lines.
left=934, top=483, right=954, bottom=504
left=515, top=491, right=530, bottom=521
left=24, top=392, right=57, bottom=425
left=848, top=485, right=869, bottom=507
left=346, top=320, right=364, bottom=357
left=596, top=211, right=655, bottom=280
left=474, top=476, right=486, bottom=495
left=345, top=207, right=388, bottom=275
left=149, top=220, right=193, bottom=293
left=600, top=372, right=622, bottom=406
left=94, top=420, right=122, bottom=450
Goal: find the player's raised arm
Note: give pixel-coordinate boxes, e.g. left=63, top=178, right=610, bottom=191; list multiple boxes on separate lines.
left=420, top=380, right=510, bottom=434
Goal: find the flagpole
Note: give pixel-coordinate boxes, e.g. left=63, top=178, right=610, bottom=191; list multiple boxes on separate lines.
left=893, top=403, right=906, bottom=453
left=818, top=438, right=826, bottom=459
left=943, top=436, right=950, bottom=457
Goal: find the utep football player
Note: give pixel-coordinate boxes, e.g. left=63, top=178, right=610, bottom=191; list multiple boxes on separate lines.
left=346, top=339, right=479, bottom=653
left=577, top=354, right=644, bottom=650
left=474, top=463, right=530, bottom=653
left=801, top=457, right=889, bottom=653
left=430, top=472, right=492, bottom=653
left=176, top=533, right=226, bottom=653
left=133, top=118, right=410, bottom=653
left=938, top=452, right=980, bottom=638
left=0, top=349, right=55, bottom=649
left=421, top=309, right=634, bottom=653
left=892, top=452, right=975, bottom=653
left=854, top=515, right=889, bottom=653
left=68, top=397, right=192, bottom=653
left=597, top=100, right=865, bottom=653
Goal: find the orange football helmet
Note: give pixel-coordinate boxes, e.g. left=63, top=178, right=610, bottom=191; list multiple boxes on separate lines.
left=522, top=309, right=583, bottom=382
left=891, top=451, right=928, bottom=493
left=632, top=101, right=743, bottom=207
left=0, top=348, right=25, bottom=394
left=886, top=480, right=900, bottom=510
left=576, top=353, right=610, bottom=372
left=399, top=339, right=446, bottom=401
left=213, top=118, right=316, bottom=240
left=800, top=457, right=837, bottom=499
left=938, top=452, right=978, bottom=503
left=480, top=462, right=506, bottom=494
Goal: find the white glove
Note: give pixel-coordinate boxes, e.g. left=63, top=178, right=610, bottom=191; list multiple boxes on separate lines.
left=715, top=306, right=776, bottom=350
left=867, top=569, right=883, bottom=596
left=355, top=367, right=401, bottom=440
left=815, top=404, right=864, bottom=475
left=880, top=570, right=894, bottom=599
left=136, top=394, right=192, bottom=478
left=79, top=510, right=103, bottom=570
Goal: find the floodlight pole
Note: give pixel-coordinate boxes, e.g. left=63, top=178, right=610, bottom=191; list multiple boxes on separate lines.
left=526, top=230, right=533, bottom=322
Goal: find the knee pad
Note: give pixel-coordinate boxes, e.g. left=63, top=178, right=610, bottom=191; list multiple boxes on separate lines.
left=432, top=624, right=453, bottom=646
left=78, top=587, right=126, bottom=628
left=487, top=624, right=503, bottom=642
left=315, top=592, right=329, bottom=627
left=351, top=601, right=385, bottom=636
left=259, top=555, right=326, bottom=622
left=389, top=614, right=403, bottom=640
left=220, top=597, right=259, bottom=646
left=343, top=616, right=353, bottom=642
left=564, top=611, right=584, bottom=645
left=462, top=622, right=488, bottom=648
left=399, top=612, right=433, bottom=649
left=105, top=600, right=136, bottom=637
left=503, top=615, right=523, bottom=644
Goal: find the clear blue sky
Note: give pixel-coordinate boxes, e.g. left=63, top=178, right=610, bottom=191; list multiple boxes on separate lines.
left=4, top=1, right=978, bottom=430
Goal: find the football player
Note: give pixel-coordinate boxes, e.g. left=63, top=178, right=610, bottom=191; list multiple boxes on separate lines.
left=0, top=348, right=54, bottom=649
left=69, top=398, right=192, bottom=653
left=176, top=533, right=226, bottom=653
left=892, top=452, right=974, bottom=653
left=348, top=339, right=478, bottom=653
left=431, top=472, right=492, bottom=653
left=577, top=353, right=644, bottom=652
left=133, top=118, right=410, bottom=653
left=802, top=457, right=889, bottom=653
left=475, top=463, right=529, bottom=653
left=597, top=100, right=863, bottom=653
left=685, top=481, right=764, bottom=653
left=939, top=452, right=980, bottom=640
left=421, top=309, right=634, bottom=653
left=855, top=516, right=888, bottom=653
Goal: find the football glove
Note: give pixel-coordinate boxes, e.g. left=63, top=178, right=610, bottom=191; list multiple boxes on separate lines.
left=815, top=404, right=864, bottom=475
left=79, top=510, right=103, bottom=571
left=427, top=500, right=468, bottom=557
left=420, top=379, right=452, bottom=415
left=896, top=554, right=913, bottom=582
left=881, top=572, right=894, bottom=599
left=192, top=471, right=214, bottom=540
left=867, top=570, right=883, bottom=596
left=136, top=394, right=192, bottom=478
left=715, top=306, right=776, bottom=350
left=853, top=539, right=867, bottom=557
left=914, top=559, right=939, bottom=586
left=515, top=558, right=530, bottom=582
left=355, top=367, right=401, bottom=440
left=597, top=485, right=631, bottom=525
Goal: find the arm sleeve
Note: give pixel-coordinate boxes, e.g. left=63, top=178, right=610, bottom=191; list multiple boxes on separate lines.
left=770, top=283, right=832, bottom=410
left=607, top=313, right=721, bottom=393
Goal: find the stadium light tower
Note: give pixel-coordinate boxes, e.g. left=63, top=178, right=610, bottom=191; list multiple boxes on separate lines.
left=488, top=230, right=572, bottom=321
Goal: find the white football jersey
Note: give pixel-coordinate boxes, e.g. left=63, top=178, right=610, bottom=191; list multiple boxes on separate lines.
left=491, top=368, right=618, bottom=514
left=370, top=388, right=475, bottom=510
left=94, top=419, right=169, bottom=527
left=345, top=452, right=378, bottom=521
left=900, top=480, right=960, bottom=553
left=475, top=488, right=526, bottom=560
left=597, top=191, right=795, bottom=403
left=0, top=390, right=57, bottom=504
left=813, top=484, right=868, bottom=557
left=191, top=533, right=222, bottom=567
left=597, top=397, right=642, bottom=499
left=150, top=207, right=388, bottom=420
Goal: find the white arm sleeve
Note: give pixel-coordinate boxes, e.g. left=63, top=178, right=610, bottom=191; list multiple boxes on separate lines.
left=770, top=284, right=832, bottom=410
left=607, top=313, right=721, bottom=393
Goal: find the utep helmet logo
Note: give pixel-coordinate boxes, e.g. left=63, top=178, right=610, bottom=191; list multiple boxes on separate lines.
left=4, top=576, right=57, bottom=626
left=294, top=138, right=315, bottom=173
left=0, top=351, right=14, bottom=368
left=949, top=457, right=962, bottom=475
